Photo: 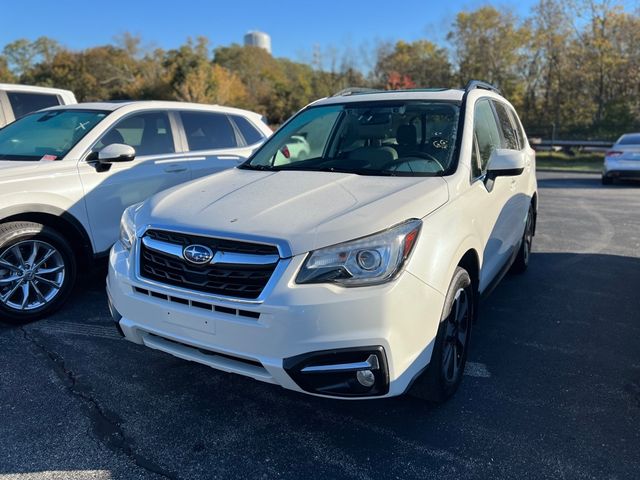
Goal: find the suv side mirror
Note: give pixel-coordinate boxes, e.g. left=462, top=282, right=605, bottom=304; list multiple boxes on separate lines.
left=486, top=149, right=525, bottom=179
left=98, top=143, right=136, bottom=164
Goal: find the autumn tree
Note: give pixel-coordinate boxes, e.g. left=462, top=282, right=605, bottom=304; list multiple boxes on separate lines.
left=0, top=55, right=14, bottom=82
left=374, top=40, right=452, bottom=89
left=448, top=7, right=530, bottom=106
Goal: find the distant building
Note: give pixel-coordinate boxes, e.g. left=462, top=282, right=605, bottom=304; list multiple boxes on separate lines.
left=244, top=31, right=271, bottom=55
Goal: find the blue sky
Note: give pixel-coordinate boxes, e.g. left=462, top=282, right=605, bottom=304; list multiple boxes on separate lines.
left=0, top=0, right=635, bottom=63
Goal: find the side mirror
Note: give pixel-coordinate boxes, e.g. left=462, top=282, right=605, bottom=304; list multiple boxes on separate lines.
left=486, top=149, right=525, bottom=179
left=98, top=143, right=136, bottom=164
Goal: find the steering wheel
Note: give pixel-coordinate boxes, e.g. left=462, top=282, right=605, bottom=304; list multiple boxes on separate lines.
left=382, top=152, right=444, bottom=172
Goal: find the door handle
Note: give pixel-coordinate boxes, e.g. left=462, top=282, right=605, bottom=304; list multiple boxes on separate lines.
left=164, top=165, right=187, bottom=173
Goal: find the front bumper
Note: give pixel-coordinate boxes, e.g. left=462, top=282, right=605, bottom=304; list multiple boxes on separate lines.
left=107, top=241, right=445, bottom=399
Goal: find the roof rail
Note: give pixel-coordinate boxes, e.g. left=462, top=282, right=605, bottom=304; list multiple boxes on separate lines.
left=331, top=87, right=382, bottom=97
left=464, top=80, right=501, bottom=95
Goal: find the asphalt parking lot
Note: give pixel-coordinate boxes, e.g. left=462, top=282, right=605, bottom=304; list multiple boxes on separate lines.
left=1, top=171, right=639, bottom=480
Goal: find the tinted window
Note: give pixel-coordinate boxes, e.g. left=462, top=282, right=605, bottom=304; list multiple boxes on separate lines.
left=474, top=99, right=502, bottom=175
left=0, top=109, right=107, bottom=161
left=618, top=134, right=640, bottom=145
left=493, top=101, right=520, bottom=150
left=96, top=112, right=174, bottom=156
left=7, top=91, right=61, bottom=119
left=232, top=115, right=264, bottom=145
left=181, top=111, right=237, bottom=150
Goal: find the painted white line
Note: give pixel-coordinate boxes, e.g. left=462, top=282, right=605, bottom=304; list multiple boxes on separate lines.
left=464, top=361, right=491, bottom=378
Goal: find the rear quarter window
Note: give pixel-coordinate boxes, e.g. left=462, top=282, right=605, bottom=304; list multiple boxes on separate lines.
left=231, top=115, right=265, bottom=145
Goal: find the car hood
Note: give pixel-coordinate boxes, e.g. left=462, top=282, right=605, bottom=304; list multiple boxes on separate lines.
left=0, top=160, right=41, bottom=172
left=142, top=168, right=449, bottom=256
left=0, top=160, right=67, bottom=186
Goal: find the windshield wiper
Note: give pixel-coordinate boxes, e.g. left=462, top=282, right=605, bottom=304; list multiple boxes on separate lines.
left=272, top=165, right=398, bottom=176
left=238, top=164, right=279, bottom=171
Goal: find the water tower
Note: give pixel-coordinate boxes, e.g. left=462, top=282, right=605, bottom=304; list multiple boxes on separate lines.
left=244, top=31, right=272, bottom=55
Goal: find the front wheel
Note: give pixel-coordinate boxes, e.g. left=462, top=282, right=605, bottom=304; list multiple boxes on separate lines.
left=510, top=204, right=534, bottom=274
left=410, top=267, right=473, bottom=403
left=0, top=222, right=77, bottom=324
left=601, top=175, right=613, bottom=185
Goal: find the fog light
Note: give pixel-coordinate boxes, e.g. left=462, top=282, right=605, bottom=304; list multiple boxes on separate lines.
left=356, top=369, right=376, bottom=387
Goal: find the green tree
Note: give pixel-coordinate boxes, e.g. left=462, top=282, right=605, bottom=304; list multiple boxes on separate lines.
left=3, top=37, right=61, bottom=77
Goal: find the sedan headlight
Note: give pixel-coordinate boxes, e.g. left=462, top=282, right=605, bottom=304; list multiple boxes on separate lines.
left=119, top=203, right=143, bottom=250
left=296, top=219, right=422, bottom=286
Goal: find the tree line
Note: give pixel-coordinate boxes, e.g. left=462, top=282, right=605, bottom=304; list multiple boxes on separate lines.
left=1, top=0, right=638, bottom=139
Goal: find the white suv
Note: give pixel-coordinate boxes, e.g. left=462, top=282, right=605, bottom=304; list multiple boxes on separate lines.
left=0, top=101, right=271, bottom=323
left=107, top=82, right=537, bottom=402
left=0, top=83, right=76, bottom=126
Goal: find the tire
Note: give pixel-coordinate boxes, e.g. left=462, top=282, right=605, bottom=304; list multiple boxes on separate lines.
left=601, top=175, right=612, bottom=185
left=0, top=222, right=77, bottom=324
left=409, top=267, right=473, bottom=403
left=510, top=204, right=534, bottom=274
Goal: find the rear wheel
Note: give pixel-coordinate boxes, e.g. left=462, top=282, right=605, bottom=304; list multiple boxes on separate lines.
left=410, top=267, right=473, bottom=403
left=601, top=175, right=613, bottom=185
left=0, top=222, right=77, bottom=324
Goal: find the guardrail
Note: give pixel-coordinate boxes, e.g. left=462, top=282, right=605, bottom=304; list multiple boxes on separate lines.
left=528, top=138, right=613, bottom=152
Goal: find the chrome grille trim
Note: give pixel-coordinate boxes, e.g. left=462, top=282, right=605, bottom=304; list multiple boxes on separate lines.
left=141, top=236, right=280, bottom=266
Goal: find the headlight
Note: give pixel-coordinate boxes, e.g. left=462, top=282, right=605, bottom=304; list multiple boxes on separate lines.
left=119, top=203, right=142, bottom=250
left=296, top=219, right=422, bottom=286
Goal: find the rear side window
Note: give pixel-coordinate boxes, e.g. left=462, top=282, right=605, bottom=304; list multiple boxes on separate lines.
left=493, top=101, right=520, bottom=150
left=96, top=111, right=175, bottom=156
left=7, top=92, right=61, bottom=119
left=231, top=115, right=265, bottom=145
left=473, top=99, right=502, bottom=176
left=181, top=111, right=238, bottom=150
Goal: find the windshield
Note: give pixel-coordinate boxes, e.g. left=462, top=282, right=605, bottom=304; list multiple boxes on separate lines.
left=241, top=101, right=460, bottom=176
left=0, top=109, right=108, bottom=161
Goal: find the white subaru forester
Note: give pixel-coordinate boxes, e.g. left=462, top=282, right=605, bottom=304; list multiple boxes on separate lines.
left=108, top=82, right=537, bottom=402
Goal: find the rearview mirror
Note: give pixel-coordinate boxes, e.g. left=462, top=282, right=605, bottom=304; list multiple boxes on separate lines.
left=98, top=143, right=136, bottom=164
left=486, top=149, right=525, bottom=179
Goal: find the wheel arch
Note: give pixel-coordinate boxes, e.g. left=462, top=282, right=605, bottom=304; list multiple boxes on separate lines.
left=0, top=205, right=94, bottom=272
left=456, top=247, right=480, bottom=323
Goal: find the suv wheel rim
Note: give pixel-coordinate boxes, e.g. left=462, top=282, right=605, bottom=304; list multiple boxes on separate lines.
left=0, top=240, right=65, bottom=311
left=442, top=287, right=470, bottom=384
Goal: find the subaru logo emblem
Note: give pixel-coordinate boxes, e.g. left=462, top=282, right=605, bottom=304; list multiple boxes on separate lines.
left=183, top=244, right=214, bottom=265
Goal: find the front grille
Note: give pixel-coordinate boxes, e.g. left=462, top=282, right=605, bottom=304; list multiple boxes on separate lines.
left=145, top=229, right=279, bottom=255
left=139, top=230, right=279, bottom=299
